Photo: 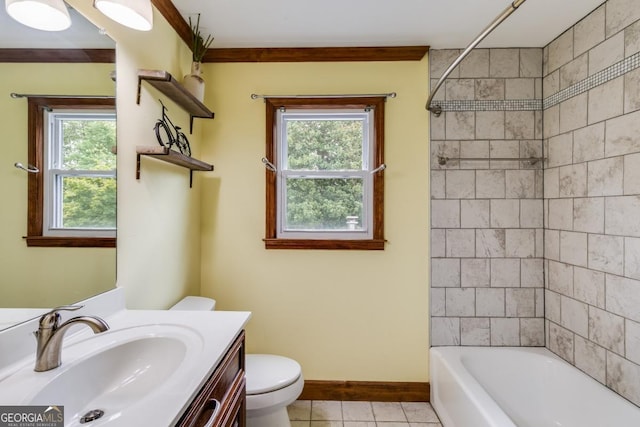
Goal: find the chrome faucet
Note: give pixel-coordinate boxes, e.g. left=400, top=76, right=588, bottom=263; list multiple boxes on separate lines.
left=34, top=305, right=109, bottom=372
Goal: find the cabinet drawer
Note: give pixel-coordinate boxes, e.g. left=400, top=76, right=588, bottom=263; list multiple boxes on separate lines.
left=176, top=331, right=245, bottom=427
left=217, top=375, right=245, bottom=427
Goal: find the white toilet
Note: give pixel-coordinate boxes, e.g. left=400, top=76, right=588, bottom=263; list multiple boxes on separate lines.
left=170, top=296, right=304, bottom=427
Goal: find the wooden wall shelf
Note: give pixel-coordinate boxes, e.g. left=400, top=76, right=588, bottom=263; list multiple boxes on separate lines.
left=137, top=69, right=214, bottom=133
left=136, top=146, right=214, bottom=187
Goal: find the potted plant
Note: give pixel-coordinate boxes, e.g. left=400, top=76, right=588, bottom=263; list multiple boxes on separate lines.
left=183, top=14, right=214, bottom=102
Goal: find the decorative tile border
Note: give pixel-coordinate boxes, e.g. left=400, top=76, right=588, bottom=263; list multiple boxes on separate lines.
left=431, top=99, right=542, bottom=112
left=430, top=51, right=640, bottom=112
left=543, top=51, right=640, bottom=109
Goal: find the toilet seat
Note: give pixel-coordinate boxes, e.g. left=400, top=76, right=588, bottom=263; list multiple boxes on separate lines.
left=246, top=354, right=301, bottom=394
left=245, top=373, right=304, bottom=415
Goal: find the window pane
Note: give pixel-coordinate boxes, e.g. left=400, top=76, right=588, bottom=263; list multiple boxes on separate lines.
left=61, top=119, right=116, bottom=170
left=61, top=176, right=116, bottom=228
left=285, top=177, right=363, bottom=230
left=286, top=118, right=364, bottom=170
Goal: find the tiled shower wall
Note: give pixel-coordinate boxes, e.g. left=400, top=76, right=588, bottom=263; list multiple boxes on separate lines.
left=543, top=1, right=640, bottom=406
left=429, top=48, right=545, bottom=346
left=429, top=0, right=640, bottom=406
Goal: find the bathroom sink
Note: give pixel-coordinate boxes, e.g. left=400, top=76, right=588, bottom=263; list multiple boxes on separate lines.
left=31, top=336, right=187, bottom=423
left=0, top=324, right=204, bottom=426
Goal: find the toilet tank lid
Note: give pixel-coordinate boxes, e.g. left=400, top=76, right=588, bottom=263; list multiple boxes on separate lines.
left=245, top=354, right=302, bottom=395
left=170, top=296, right=216, bottom=311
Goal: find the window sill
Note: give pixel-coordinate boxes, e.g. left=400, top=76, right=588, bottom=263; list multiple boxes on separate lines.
left=25, top=236, right=116, bottom=248
left=264, top=238, right=385, bottom=250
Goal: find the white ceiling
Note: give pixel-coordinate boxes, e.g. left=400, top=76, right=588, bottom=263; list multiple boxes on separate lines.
left=0, top=0, right=605, bottom=50
left=172, top=0, right=605, bottom=49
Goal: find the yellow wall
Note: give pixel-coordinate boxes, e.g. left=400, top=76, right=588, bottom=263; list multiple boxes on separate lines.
left=1, top=63, right=116, bottom=308
left=199, top=60, right=430, bottom=381
left=66, top=1, right=202, bottom=309
left=66, top=1, right=431, bottom=382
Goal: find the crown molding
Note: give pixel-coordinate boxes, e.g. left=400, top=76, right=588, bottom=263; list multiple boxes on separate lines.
left=203, top=46, right=429, bottom=62
left=152, top=0, right=192, bottom=47
left=0, top=49, right=115, bottom=63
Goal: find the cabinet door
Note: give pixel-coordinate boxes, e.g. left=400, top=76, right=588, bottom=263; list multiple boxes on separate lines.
left=176, top=331, right=245, bottom=427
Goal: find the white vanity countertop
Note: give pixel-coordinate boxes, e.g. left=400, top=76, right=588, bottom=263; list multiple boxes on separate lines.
left=105, top=309, right=252, bottom=426
left=0, top=290, right=251, bottom=427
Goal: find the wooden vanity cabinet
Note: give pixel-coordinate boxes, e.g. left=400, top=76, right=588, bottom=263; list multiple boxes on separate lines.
left=176, top=331, right=246, bottom=427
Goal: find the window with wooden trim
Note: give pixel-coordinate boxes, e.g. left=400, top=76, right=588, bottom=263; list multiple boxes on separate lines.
left=264, top=97, right=385, bottom=250
left=26, top=97, right=116, bottom=248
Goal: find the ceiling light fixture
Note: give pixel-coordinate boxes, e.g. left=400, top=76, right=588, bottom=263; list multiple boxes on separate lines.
left=93, top=0, right=153, bottom=31
left=5, top=0, right=72, bottom=31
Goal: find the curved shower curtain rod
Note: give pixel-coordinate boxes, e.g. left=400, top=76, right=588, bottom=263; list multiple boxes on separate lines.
left=425, top=0, right=528, bottom=116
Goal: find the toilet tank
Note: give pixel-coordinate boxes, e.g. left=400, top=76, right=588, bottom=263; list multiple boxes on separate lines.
left=170, top=296, right=216, bottom=311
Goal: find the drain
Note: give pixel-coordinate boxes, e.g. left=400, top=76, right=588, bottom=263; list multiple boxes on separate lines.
left=80, top=409, right=105, bottom=423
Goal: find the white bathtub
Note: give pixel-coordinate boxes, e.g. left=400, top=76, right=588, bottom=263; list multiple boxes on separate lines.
left=430, top=346, right=640, bottom=427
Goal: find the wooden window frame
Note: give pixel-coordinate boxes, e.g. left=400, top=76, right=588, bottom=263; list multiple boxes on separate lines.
left=25, top=97, right=116, bottom=248
left=264, top=97, right=385, bottom=250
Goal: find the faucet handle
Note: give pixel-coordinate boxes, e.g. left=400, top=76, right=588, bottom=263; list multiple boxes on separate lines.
left=39, top=305, right=84, bottom=329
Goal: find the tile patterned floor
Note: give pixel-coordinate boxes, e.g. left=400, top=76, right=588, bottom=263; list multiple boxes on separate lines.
left=287, top=400, right=443, bottom=427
